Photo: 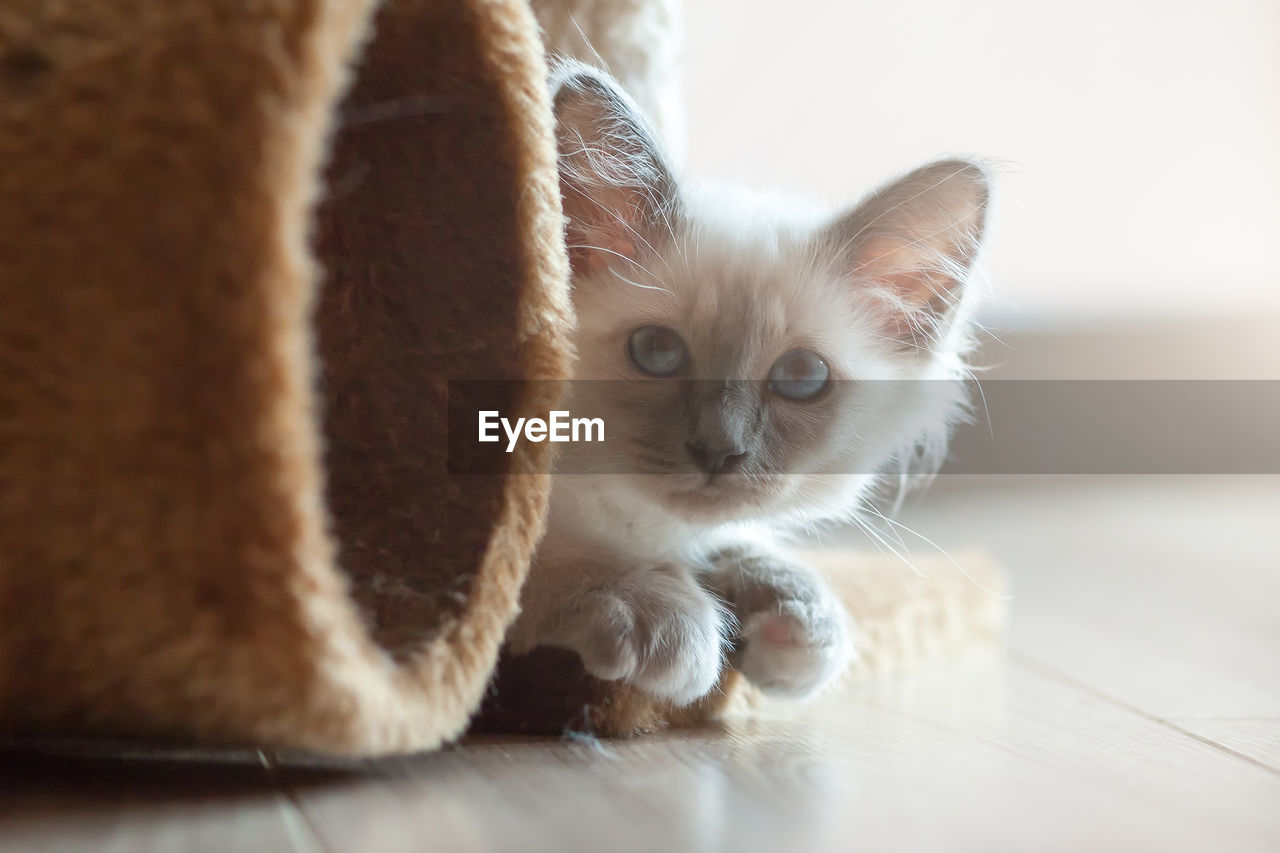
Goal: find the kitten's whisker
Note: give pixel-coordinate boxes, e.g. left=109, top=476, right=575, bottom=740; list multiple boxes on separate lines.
left=854, top=501, right=909, bottom=550
left=853, top=513, right=927, bottom=579
left=607, top=267, right=667, bottom=291
left=563, top=243, right=657, bottom=278
left=861, top=503, right=1011, bottom=600
left=850, top=516, right=921, bottom=604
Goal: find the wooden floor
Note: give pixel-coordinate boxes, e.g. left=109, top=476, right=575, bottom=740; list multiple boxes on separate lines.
left=3, top=476, right=1278, bottom=852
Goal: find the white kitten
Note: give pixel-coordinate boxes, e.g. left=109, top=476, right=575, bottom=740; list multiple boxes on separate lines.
left=506, top=63, right=989, bottom=705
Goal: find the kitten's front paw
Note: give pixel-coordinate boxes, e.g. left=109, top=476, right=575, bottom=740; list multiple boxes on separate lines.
left=574, top=565, right=729, bottom=706
left=720, top=557, right=855, bottom=699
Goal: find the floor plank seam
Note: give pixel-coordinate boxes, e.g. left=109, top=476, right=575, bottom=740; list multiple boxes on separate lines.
left=1009, top=653, right=1280, bottom=778
left=257, top=751, right=337, bottom=853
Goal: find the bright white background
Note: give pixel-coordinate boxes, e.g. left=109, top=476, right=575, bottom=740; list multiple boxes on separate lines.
left=683, top=0, right=1280, bottom=326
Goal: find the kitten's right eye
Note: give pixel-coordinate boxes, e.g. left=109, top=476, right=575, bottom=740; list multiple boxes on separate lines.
left=768, top=349, right=830, bottom=401
left=627, top=325, right=688, bottom=376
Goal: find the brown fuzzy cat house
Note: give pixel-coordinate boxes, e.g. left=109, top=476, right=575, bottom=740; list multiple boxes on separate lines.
left=0, top=0, right=1002, bottom=757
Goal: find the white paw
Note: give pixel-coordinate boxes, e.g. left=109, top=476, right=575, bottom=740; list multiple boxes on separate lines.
left=734, top=578, right=855, bottom=699
left=572, top=565, right=729, bottom=706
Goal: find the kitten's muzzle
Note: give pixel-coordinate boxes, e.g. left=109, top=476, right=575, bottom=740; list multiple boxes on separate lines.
left=685, top=440, right=747, bottom=476
left=685, top=381, right=758, bottom=476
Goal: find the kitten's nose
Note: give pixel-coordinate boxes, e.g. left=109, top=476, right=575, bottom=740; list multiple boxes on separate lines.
left=686, top=441, right=747, bottom=475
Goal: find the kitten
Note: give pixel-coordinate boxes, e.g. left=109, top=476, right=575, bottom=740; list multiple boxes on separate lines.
left=506, top=62, right=989, bottom=704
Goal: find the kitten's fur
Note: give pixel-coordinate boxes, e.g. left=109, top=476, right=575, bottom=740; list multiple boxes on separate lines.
left=507, top=63, right=989, bottom=704
left=529, top=0, right=683, bottom=157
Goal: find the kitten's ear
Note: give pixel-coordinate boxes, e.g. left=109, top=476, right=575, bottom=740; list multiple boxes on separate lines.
left=824, top=160, right=989, bottom=346
left=551, top=63, right=677, bottom=274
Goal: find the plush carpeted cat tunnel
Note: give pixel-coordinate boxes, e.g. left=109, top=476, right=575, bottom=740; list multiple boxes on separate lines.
left=0, top=0, right=573, bottom=756
left=0, top=0, right=1004, bottom=755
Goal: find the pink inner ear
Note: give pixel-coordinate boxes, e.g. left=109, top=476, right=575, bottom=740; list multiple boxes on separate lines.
left=857, top=235, right=956, bottom=311
left=565, top=183, right=645, bottom=275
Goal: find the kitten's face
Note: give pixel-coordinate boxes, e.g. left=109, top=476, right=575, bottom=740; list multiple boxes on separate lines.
left=552, top=64, right=988, bottom=524
left=565, top=215, right=893, bottom=520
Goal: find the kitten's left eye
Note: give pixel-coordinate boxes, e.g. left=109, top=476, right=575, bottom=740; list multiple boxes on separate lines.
left=767, top=349, right=830, bottom=401
left=628, top=325, right=689, bottom=376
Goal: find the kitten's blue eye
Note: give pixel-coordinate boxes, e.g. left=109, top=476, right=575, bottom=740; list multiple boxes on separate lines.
left=628, top=325, right=688, bottom=376
left=768, top=349, right=830, bottom=401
